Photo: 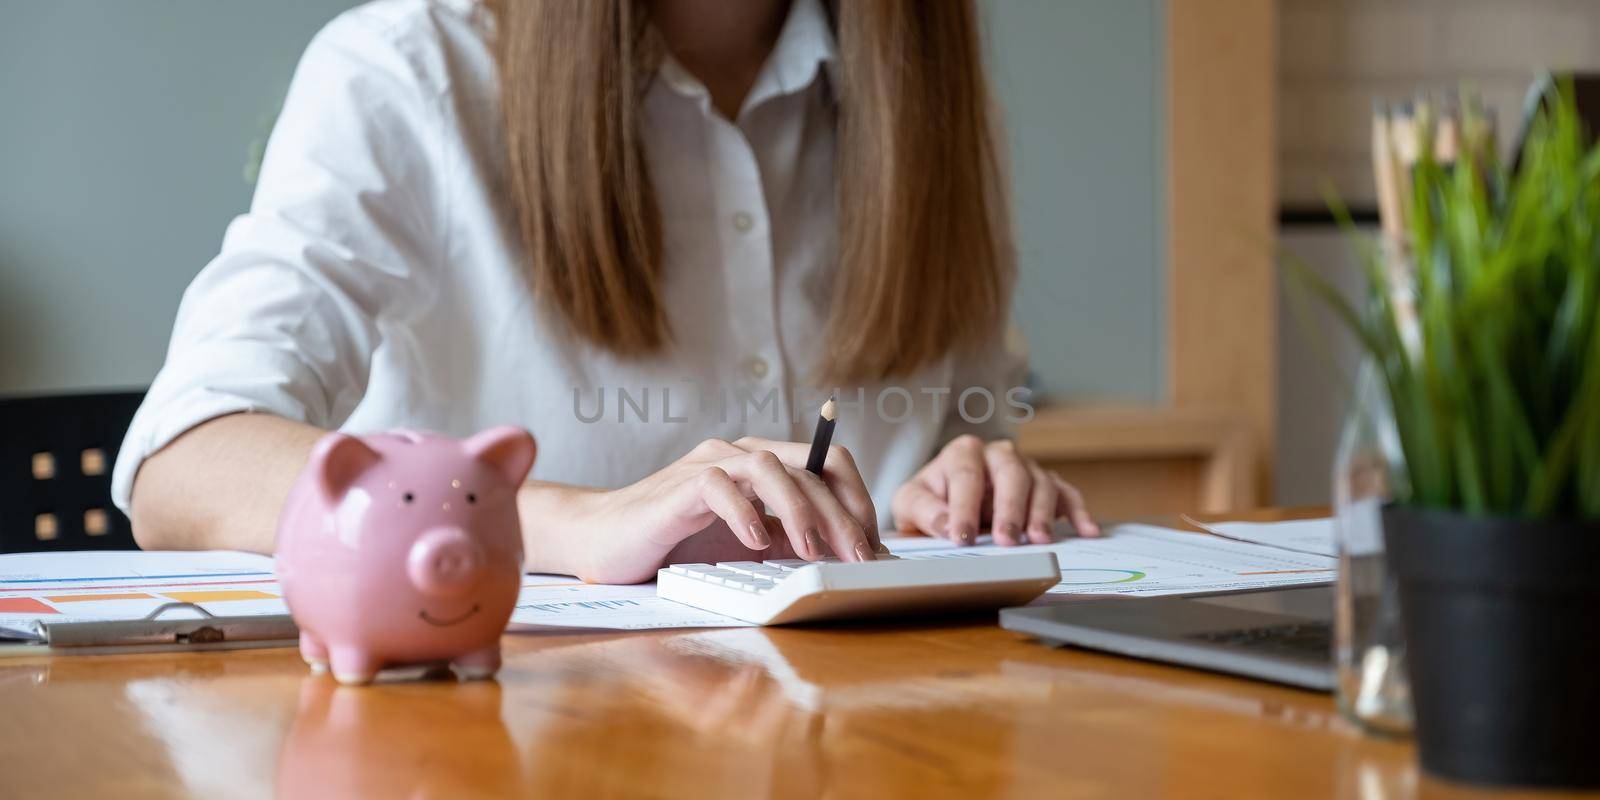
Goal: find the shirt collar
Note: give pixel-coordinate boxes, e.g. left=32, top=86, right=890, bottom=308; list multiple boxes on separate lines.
left=656, top=0, right=839, bottom=116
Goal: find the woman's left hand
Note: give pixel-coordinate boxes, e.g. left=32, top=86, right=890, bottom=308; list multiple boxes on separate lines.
left=892, top=435, right=1099, bottom=546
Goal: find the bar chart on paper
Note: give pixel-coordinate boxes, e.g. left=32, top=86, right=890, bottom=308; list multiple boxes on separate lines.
left=509, top=579, right=747, bottom=631
left=0, top=551, right=288, bottom=638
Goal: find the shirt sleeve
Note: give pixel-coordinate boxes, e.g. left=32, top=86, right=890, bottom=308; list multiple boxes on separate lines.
left=111, top=11, right=444, bottom=513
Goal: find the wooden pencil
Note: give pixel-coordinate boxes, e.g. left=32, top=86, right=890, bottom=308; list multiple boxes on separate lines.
left=804, top=395, right=837, bottom=476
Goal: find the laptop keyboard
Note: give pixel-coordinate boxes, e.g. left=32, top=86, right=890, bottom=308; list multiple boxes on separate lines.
left=1186, top=620, right=1332, bottom=660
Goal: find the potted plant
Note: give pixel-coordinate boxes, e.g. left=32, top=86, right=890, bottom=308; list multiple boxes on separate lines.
left=1296, top=82, right=1600, bottom=788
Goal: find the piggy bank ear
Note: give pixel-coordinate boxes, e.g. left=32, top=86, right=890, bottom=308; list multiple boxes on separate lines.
left=463, top=426, right=537, bottom=486
left=309, top=433, right=382, bottom=503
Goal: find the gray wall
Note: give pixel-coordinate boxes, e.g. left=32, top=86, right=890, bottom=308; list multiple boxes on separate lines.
left=985, top=0, right=1165, bottom=402
left=0, top=0, right=360, bottom=393
left=1, top=0, right=1166, bottom=405
left=1275, top=228, right=1368, bottom=507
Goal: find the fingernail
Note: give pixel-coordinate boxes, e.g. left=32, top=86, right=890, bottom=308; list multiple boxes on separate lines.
left=1002, top=523, right=1020, bottom=541
left=854, top=542, right=875, bottom=562
left=955, top=526, right=974, bottom=545
left=874, top=542, right=891, bottom=554
left=747, top=521, right=771, bottom=548
left=805, top=529, right=824, bottom=558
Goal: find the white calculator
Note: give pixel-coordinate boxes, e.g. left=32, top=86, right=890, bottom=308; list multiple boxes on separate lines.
left=656, top=552, right=1060, bottom=625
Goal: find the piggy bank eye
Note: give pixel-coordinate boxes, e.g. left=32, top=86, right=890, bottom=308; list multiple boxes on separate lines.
left=466, top=493, right=477, bottom=505
left=402, top=492, right=415, bottom=504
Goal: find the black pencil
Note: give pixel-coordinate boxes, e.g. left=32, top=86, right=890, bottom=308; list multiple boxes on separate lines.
left=804, top=395, right=837, bottom=475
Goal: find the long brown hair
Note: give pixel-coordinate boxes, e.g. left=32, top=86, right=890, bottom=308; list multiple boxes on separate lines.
left=485, top=0, right=1011, bottom=383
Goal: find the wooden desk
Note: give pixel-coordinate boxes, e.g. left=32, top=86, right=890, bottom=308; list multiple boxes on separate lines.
left=0, top=512, right=1578, bottom=799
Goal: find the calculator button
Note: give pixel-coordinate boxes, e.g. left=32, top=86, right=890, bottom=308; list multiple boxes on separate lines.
left=719, top=561, right=780, bottom=577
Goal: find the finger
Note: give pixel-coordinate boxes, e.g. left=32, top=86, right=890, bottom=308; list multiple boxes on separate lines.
left=1024, top=462, right=1059, bottom=544
left=695, top=467, right=771, bottom=550
left=1052, top=473, right=1100, bottom=537
left=818, top=445, right=879, bottom=550
left=790, top=468, right=874, bottom=562
left=722, top=451, right=825, bottom=560
left=891, top=479, right=949, bottom=539
left=733, top=438, right=879, bottom=547
left=756, top=514, right=801, bottom=559
left=942, top=436, right=988, bottom=545
left=982, top=441, right=1031, bottom=546
left=689, top=437, right=744, bottom=461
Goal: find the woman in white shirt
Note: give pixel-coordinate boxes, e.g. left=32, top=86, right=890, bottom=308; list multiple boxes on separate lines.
left=116, top=0, right=1098, bottom=583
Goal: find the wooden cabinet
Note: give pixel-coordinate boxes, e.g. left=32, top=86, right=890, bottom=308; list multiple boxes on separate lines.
left=1017, top=405, right=1257, bottom=519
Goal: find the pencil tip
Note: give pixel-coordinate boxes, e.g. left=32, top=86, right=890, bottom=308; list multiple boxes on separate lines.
left=820, top=396, right=837, bottom=421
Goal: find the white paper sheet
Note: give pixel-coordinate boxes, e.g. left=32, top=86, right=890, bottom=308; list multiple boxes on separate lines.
left=888, top=525, right=1336, bottom=598
left=0, top=550, right=747, bottom=640
left=1181, top=517, right=1338, bottom=557
left=0, top=551, right=287, bottom=639
left=509, top=576, right=747, bottom=631
left=510, top=526, right=1337, bottom=630
left=0, top=525, right=1336, bottom=639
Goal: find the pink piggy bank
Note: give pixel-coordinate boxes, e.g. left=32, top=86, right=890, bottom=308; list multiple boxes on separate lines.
left=276, top=427, right=535, bottom=685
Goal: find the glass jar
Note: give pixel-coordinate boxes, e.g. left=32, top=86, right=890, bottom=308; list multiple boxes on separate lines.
left=1332, top=359, right=1413, bottom=736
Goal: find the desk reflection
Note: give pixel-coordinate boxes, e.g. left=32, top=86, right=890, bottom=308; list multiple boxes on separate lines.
left=0, top=617, right=1473, bottom=799
left=511, top=631, right=827, bottom=797
left=276, top=677, right=520, bottom=798
left=510, top=626, right=1039, bottom=797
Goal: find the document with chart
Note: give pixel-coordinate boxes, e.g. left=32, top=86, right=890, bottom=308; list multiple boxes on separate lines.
left=509, top=577, right=747, bottom=631
left=889, top=524, right=1336, bottom=598
left=511, top=525, right=1335, bottom=631
left=0, top=551, right=288, bottom=639
left=0, top=525, right=1335, bottom=637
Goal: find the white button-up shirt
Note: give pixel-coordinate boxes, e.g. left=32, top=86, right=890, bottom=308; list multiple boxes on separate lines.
left=113, top=0, right=1026, bottom=524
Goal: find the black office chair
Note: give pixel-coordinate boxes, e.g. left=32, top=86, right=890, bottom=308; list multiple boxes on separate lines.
left=0, top=391, right=145, bottom=553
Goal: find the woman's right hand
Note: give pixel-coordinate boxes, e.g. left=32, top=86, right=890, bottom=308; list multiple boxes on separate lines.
left=525, top=437, right=880, bottom=584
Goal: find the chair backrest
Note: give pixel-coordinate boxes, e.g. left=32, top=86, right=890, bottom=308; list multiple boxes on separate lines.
left=0, top=391, right=145, bottom=553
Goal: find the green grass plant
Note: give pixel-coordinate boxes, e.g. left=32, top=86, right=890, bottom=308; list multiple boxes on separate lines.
left=1292, top=83, right=1600, bottom=520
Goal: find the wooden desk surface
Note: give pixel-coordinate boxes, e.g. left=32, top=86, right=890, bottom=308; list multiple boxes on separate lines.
left=0, top=512, right=1581, bottom=799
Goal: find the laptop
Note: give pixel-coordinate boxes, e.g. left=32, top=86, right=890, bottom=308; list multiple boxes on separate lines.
left=999, top=585, right=1335, bottom=691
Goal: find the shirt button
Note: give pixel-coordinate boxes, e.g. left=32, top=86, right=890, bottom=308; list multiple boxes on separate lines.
left=732, top=211, right=754, bottom=233
left=746, top=356, right=769, bottom=380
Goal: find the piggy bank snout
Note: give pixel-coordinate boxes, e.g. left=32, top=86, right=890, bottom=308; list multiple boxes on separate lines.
left=406, top=528, right=487, bottom=598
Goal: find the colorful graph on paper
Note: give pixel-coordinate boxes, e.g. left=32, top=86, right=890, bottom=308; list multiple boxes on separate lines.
left=891, top=524, right=1336, bottom=598
left=0, top=551, right=290, bottom=637
left=0, top=526, right=1337, bottom=639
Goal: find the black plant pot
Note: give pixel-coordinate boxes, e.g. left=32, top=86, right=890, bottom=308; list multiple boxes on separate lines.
left=1383, top=504, right=1600, bottom=788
